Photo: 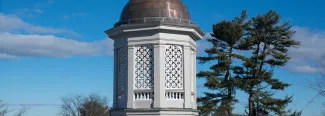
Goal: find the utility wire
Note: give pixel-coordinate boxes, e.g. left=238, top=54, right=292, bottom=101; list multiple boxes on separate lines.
left=301, top=93, right=321, bottom=112
left=6, top=104, right=61, bottom=107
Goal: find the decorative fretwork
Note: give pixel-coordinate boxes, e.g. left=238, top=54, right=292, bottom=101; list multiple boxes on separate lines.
left=135, top=46, right=154, bottom=89
left=165, top=45, right=183, bottom=89
left=117, top=47, right=127, bottom=101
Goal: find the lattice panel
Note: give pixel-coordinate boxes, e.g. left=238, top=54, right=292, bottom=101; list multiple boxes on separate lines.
left=165, top=45, right=183, bottom=89
left=117, top=47, right=127, bottom=101
left=135, top=46, right=154, bottom=89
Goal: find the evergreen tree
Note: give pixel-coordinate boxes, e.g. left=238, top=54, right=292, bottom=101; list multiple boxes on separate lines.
left=233, top=10, right=301, bottom=116
left=197, top=10, right=250, bottom=116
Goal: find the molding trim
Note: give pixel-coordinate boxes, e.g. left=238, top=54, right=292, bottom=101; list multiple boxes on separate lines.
left=106, top=23, right=205, bottom=41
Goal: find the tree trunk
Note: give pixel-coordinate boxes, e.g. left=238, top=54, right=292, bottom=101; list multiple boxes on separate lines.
left=227, top=88, right=232, bottom=116
left=226, top=48, right=233, bottom=116
left=249, top=93, right=254, bottom=116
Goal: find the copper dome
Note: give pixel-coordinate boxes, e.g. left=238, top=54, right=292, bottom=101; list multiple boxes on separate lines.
left=120, top=0, right=191, bottom=23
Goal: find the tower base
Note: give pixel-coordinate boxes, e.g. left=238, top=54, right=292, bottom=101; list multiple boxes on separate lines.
left=111, top=108, right=199, bottom=116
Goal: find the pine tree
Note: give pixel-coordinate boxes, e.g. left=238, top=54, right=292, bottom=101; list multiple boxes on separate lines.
left=197, top=10, right=250, bottom=116
left=233, top=10, right=301, bottom=116
left=253, top=86, right=302, bottom=116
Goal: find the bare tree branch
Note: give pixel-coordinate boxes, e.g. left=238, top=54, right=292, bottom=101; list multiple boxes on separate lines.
left=60, top=94, right=83, bottom=116
left=308, top=56, right=325, bottom=115
left=0, top=101, right=28, bottom=116
left=59, top=94, right=110, bottom=116
left=0, top=101, right=11, bottom=116
left=14, top=105, right=28, bottom=116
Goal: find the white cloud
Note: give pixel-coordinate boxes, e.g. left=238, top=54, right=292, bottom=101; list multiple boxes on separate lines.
left=288, top=27, right=325, bottom=74
left=289, top=65, right=319, bottom=74
left=0, top=33, right=113, bottom=59
left=0, top=53, right=18, bottom=60
left=0, top=13, right=28, bottom=30
left=0, top=13, right=79, bottom=36
left=0, top=12, right=113, bottom=59
left=290, top=27, right=325, bottom=59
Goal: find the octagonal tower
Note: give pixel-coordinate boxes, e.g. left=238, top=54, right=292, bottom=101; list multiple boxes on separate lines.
left=105, top=0, right=205, bottom=115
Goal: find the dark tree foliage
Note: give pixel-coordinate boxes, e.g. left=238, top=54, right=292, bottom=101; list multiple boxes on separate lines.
left=197, top=10, right=301, bottom=116
left=197, top=10, right=250, bottom=116
left=233, top=10, right=301, bottom=116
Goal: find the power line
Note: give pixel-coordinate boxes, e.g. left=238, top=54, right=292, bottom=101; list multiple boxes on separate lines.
left=301, top=93, right=321, bottom=112
left=6, top=104, right=61, bottom=107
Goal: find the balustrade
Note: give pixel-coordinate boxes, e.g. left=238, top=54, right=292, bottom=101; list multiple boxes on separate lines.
left=134, top=91, right=154, bottom=100
left=165, top=91, right=184, bottom=100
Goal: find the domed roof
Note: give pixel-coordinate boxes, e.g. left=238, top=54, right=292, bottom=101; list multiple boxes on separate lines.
left=119, top=0, right=192, bottom=24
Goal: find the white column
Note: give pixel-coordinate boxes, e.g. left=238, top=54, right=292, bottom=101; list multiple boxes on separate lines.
left=153, top=44, right=166, bottom=108
left=127, top=46, right=135, bottom=108
left=183, top=46, right=191, bottom=108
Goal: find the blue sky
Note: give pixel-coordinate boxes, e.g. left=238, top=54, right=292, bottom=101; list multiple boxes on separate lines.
left=0, top=0, right=324, bottom=116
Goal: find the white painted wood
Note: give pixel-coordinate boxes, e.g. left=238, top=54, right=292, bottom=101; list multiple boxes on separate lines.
left=153, top=45, right=166, bottom=108
left=127, top=46, right=135, bottom=108
left=107, top=23, right=204, bottom=116
left=192, top=50, right=197, bottom=109
left=183, top=46, right=192, bottom=108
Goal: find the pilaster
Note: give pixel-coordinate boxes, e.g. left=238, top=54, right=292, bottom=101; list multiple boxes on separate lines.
left=127, top=46, right=135, bottom=108
left=192, top=50, right=197, bottom=109
left=153, top=45, right=166, bottom=108
left=183, top=46, right=192, bottom=108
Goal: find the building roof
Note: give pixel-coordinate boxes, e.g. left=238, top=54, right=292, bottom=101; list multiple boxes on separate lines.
left=118, top=0, right=192, bottom=25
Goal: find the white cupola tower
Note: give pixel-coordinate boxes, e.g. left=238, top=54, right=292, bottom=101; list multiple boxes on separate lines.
left=105, top=0, right=205, bottom=115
